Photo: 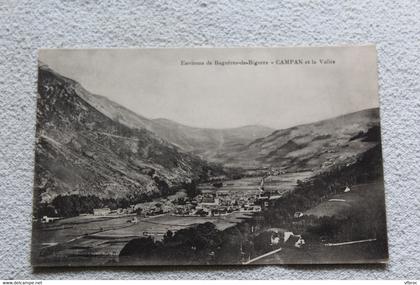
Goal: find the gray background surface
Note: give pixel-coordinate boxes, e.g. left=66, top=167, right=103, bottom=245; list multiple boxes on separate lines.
left=0, top=0, right=419, bottom=280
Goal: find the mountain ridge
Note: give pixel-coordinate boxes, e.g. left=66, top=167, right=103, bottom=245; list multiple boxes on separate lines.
left=215, top=107, right=381, bottom=171
left=34, top=65, right=213, bottom=208
left=76, top=88, right=274, bottom=160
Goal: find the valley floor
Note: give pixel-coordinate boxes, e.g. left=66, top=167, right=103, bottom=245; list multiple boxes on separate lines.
left=32, top=174, right=387, bottom=266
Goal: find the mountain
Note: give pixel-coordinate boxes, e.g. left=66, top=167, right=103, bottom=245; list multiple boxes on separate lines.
left=34, top=65, right=212, bottom=205
left=33, top=63, right=382, bottom=209
left=76, top=91, right=274, bottom=160
left=148, top=119, right=274, bottom=159
left=215, top=108, right=382, bottom=172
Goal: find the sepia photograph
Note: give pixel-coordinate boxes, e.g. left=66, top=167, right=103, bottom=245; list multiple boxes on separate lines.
left=31, top=46, right=388, bottom=266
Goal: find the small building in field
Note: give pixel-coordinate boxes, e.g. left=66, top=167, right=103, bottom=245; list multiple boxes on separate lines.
left=41, top=216, right=60, bottom=223
left=265, top=228, right=306, bottom=248
left=251, top=205, right=262, bottom=212
left=294, top=212, right=304, bottom=219
left=284, top=232, right=306, bottom=248
left=93, top=208, right=111, bottom=216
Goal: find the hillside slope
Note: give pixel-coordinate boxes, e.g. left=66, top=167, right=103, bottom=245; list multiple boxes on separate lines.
left=216, top=108, right=381, bottom=171
left=33, top=65, right=210, bottom=206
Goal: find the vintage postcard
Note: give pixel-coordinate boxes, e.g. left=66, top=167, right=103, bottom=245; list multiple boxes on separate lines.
left=32, top=46, right=388, bottom=266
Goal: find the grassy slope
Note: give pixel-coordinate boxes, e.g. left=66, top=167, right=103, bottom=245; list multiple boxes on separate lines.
left=217, top=108, right=381, bottom=171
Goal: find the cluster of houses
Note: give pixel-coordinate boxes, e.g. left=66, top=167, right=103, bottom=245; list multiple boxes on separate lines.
left=171, top=189, right=278, bottom=217
left=92, top=203, right=170, bottom=218
left=173, top=191, right=261, bottom=216
left=40, top=174, right=300, bottom=223
left=86, top=178, right=284, bottom=219
left=243, top=167, right=287, bottom=177
left=92, top=206, right=134, bottom=216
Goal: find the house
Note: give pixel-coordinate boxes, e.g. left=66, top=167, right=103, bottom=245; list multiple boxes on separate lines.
left=257, top=193, right=281, bottom=210
left=41, top=216, right=60, bottom=223
left=284, top=231, right=305, bottom=248
left=265, top=229, right=305, bottom=248
left=294, top=212, right=304, bottom=219
left=217, top=191, right=229, bottom=196
left=201, top=195, right=216, bottom=204
left=251, top=205, right=262, bottom=212
left=271, top=233, right=281, bottom=245
left=116, top=208, right=126, bottom=215
left=93, top=208, right=111, bottom=216
left=195, top=194, right=203, bottom=203
left=199, top=195, right=220, bottom=207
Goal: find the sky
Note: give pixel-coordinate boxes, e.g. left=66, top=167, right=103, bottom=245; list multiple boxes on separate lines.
left=39, top=47, right=379, bottom=130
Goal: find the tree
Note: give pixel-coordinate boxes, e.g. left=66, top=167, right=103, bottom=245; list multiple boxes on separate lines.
left=119, top=237, right=157, bottom=257
left=135, top=208, right=143, bottom=216
left=216, top=227, right=242, bottom=264
left=36, top=203, right=56, bottom=218
left=153, top=176, right=170, bottom=196
left=163, top=230, right=174, bottom=243
left=184, top=181, right=201, bottom=199
left=212, top=182, right=223, bottom=188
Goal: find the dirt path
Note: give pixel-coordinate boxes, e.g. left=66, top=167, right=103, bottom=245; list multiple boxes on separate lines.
left=243, top=248, right=282, bottom=264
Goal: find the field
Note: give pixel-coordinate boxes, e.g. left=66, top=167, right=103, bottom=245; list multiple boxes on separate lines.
left=32, top=209, right=254, bottom=266
left=32, top=171, right=316, bottom=266
left=251, top=180, right=388, bottom=264
left=198, top=171, right=313, bottom=194
left=304, top=182, right=385, bottom=218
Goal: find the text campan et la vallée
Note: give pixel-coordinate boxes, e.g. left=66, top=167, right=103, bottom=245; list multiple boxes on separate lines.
left=180, top=58, right=336, bottom=66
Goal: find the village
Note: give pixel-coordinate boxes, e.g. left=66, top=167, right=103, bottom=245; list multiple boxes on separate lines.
left=99, top=178, right=273, bottom=220
left=127, top=168, right=313, bottom=220
left=40, top=170, right=298, bottom=224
